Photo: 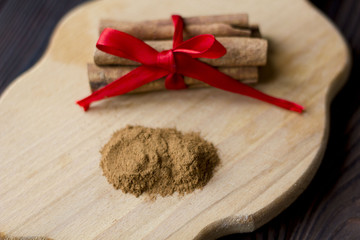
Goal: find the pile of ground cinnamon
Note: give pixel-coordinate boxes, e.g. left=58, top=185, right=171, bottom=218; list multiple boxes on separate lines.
left=100, top=125, right=220, bottom=198
left=0, top=232, right=51, bottom=240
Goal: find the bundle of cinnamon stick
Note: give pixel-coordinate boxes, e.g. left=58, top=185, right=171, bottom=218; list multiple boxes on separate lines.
left=88, top=14, right=267, bottom=93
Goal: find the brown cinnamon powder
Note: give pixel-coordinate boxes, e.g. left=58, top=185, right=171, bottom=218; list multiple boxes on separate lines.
left=100, top=125, right=220, bottom=198
left=0, top=232, right=52, bottom=240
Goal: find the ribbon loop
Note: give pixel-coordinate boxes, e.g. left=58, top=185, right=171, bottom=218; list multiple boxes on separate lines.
left=96, top=28, right=159, bottom=65
left=174, top=34, right=226, bottom=58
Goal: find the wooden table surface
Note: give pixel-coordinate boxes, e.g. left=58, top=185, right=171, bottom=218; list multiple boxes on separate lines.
left=0, top=0, right=359, bottom=239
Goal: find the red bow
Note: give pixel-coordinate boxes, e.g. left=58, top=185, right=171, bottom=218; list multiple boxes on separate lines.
left=77, top=15, right=304, bottom=113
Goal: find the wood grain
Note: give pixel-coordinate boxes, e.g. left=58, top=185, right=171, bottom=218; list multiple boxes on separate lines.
left=0, top=0, right=358, bottom=240
left=223, top=0, right=360, bottom=238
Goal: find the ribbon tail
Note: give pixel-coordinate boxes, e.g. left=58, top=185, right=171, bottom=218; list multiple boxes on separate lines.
left=76, top=66, right=168, bottom=111
left=177, top=55, right=304, bottom=113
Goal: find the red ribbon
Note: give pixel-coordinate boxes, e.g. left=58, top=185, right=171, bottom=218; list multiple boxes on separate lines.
left=77, top=15, right=304, bottom=113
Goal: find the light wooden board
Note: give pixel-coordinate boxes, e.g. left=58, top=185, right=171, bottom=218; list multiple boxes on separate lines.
left=0, top=0, right=351, bottom=239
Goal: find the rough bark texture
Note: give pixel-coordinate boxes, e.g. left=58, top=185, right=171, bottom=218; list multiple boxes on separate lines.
left=87, top=64, right=258, bottom=92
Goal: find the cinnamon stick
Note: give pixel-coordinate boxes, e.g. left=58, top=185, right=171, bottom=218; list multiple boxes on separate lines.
left=94, top=37, right=267, bottom=67
left=99, top=14, right=249, bottom=36
left=88, top=64, right=258, bottom=93
left=152, top=13, right=248, bottom=26
left=99, top=21, right=251, bottom=40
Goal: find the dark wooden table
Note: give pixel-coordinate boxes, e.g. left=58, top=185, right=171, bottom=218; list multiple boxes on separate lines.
left=1, top=1, right=359, bottom=239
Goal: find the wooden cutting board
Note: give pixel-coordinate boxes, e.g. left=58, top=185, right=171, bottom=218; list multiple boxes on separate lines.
left=0, top=0, right=350, bottom=239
